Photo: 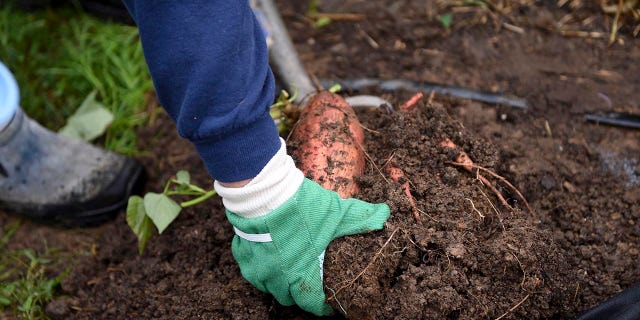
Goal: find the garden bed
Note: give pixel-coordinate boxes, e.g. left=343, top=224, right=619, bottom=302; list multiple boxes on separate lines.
left=4, top=0, right=639, bottom=319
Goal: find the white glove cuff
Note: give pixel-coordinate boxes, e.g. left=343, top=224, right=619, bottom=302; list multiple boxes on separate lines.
left=214, top=138, right=304, bottom=218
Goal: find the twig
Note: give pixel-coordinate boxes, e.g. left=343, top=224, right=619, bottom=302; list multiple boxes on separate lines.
left=608, top=0, right=623, bottom=45
left=502, top=22, right=525, bottom=34
left=426, top=91, right=436, bottom=105
left=308, top=12, right=367, bottom=21
left=573, top=283, right=580, bottom=302
left=544, top=120, right=553, bottom=138
left=357, top=24, right=379, bottom=49
left=494, top=293, right=531, bottom=320
left=559, top=30, right=607, bottom=38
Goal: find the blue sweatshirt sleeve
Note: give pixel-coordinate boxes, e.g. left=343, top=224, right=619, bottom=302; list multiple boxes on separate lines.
left=122, top=0, right=280, bottom=182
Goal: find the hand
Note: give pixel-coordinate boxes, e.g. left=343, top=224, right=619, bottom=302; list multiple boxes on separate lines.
left=225, top=178, right=390, bottom=315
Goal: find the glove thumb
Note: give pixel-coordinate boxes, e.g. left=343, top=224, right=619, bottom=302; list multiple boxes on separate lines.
left=332, top=198, right=390, bottom=239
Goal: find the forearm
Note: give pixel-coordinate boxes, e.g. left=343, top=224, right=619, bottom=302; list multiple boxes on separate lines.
left=122, top=0, right=280, bottom=182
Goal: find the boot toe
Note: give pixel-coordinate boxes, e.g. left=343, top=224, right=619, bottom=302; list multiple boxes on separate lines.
left=42, top=157, right=146, bottom=227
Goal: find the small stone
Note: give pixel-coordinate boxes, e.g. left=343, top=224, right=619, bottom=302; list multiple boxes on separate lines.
left=563, top=181, right=577, bottom=193
left=611, top=212, right=622, bottom=220
left=45, top=297, right=78, bottom=320
left=446, top=243, right=467, bottom=259
left=540, top=175, right=556, bottom=190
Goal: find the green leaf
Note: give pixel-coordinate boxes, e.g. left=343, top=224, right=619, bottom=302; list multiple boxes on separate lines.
left=438, top=12, right=453, bottom=29
left=143, top=193, right=182, bottom=234
left=126, top=196, right=154, bottom=254
left=328, top=84, right=342, bottom=93
left=19, top=295, right=33, bottom=312
left=314, top=17, right=332, bottom=28
left=175, top=170, right=190, bottom=184
left=59, top=91, right=114, bottom=141
left=0, top=295, right=10, bottom=306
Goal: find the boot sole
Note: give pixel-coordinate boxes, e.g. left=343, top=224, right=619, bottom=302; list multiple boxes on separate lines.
left=2, top=158, right=146, bottom=228
left=52, top=158, right=146, bottom=228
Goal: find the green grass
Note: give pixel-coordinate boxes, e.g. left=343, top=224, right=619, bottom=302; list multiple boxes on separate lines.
left=0, top=5, right=153, bottom=319
left=0, top=5, right=153, bottom=155
left=0, top=221, right=67, bottom=320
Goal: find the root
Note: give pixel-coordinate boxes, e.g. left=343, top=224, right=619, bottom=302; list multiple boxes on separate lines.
left=440, top=137, right=532, bottom=215
left=441, top=138, right=513, bottom=212
left=466, top=198, right=485, bottom=219
left=494, top=293, right=531, bottom=320
left=426, top=91, right=436, bottom=105
left=508, top=250, right=527, bottom=287
left=399, top=92, right=424, bottom=113
left=333, top=227, right=400, bottom=296
left=385, top=162, right=422, bottom=224
left=494, top=278, right=541, bottom=320
left=478, top=187, right=506, bottom=232
left=455, top=162, right=534, bottom=215
left=362, top=143, right=390, bottom=185
left=325, top=286, right=348, bottom=315
left=477, top=173, right=513, bottom=212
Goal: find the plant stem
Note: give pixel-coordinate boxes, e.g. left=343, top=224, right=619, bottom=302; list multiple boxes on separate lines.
left=180, top=190, right=217, bottom=208
left=165, top=191, right=202, bottom=197
left=163, top=180, right=172, bottom=194
left=187, top=184, right=207, bottom=194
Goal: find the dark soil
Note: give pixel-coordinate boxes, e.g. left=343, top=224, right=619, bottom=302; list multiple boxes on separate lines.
left=2, top=1, right=639, bottom=319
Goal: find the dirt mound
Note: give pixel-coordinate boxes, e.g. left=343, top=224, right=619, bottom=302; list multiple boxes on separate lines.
left=323, top=100, right=576, bottom=319
left=8, top=0, right=634, bottom=319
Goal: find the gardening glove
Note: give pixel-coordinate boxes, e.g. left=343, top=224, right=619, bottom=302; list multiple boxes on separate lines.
left=214, top=138, right=390, bottom=316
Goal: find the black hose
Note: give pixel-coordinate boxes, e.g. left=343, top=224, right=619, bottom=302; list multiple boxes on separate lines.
left=575, top=282, right=640, bottom=320
left=319, top=78, right=529, bottom=109
left=585, top=112, right=640, bottom=129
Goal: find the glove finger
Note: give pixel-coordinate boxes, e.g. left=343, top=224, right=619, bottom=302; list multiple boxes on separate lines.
left=230, top=236, right=296, bottom=306
left=289, top=257, right=334, bottom=316
left=333, top=199, right=391, bottom=239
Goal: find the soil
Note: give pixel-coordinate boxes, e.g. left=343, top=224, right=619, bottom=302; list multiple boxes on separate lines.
left=2, top=1, right=639, bottom=319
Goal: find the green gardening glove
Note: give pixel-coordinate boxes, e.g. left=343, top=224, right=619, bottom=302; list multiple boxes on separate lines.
left=225, top=178, right=390, bottom=316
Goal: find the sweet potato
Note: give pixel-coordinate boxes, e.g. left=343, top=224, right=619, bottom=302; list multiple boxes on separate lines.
left=385, top=162, right=422, bottom=224
left=289, top=91, right=365, bottom=198
left=439, top=138, right=474, bottom=172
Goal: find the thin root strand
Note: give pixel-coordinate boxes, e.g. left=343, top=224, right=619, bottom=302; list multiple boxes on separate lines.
left=333, top=227, right=400, bottom=296
left=399, top=92, right=424, bottom=113
left=385, top=163, right=422, bottom=224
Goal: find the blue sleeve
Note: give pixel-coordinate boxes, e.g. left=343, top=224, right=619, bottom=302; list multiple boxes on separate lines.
left=122, top=0, right=280, bottom=182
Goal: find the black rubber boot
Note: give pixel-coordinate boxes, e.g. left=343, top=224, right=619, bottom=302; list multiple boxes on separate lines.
left=0, top=109, right=144, bottom=227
